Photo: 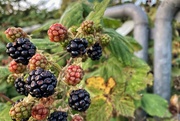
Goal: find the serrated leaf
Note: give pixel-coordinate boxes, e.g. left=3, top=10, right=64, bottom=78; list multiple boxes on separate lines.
left=86, top=96, right=113, bottom=121
left=59, top=2, right=84, bottom=28
left=111, top=89, right=135, bottom=118
left=86, top=0, right=110, bottom=25
left=124, top=36, right=142, bottom=52
left=31, top=38, right=60, bottom=50
left=102, top=17, right=122, bottom=29
left=104, top=28, right=133, bottom=65
left=141, top=94, right=172, bottom=118
left=122, top=57, right=153, bottom=97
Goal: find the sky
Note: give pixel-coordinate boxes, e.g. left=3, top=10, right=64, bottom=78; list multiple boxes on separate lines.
left=20, top=0, right=61, bottom=11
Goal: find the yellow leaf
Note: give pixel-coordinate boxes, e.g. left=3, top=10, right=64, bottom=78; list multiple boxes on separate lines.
left=106, top=78, right=116, bottom=89
left=86, top=77, right=106, bottom=90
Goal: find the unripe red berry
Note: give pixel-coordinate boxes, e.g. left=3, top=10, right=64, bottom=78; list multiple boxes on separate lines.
left=9, top=60, right=26, bottom=74
left=31, top=104, right=49, bottom=120
left=47, top=23, right=68, bottom=42
left=65, top=65, right=84, bottom=86
left=5, top=27, right=27, bottom=42
left=28, top=53, right=48, bottom=71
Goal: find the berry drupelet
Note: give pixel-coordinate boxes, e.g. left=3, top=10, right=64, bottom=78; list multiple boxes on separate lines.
left=65, top=65, right=84, bottom=86
left=25, top=68, right=57, bottom=98
left=6, top=38, right=36, bottom=65
left=68, top=89, right=91, bottom=112
left=14, top=78, right=29, bottom=96
left=48, top=111, right=68, bottom=121
left=66, top=38, right=88, bottom=58
left=87, top=42, right=102, bottom=60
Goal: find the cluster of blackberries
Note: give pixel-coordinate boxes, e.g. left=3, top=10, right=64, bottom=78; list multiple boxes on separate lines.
left=68, top=89, right=91, bottom=112
left=87, top=42, right=102, bottom=60
left=67, top=38, right=88, bottom=57
left=66, top=38, right=102, bottom=60
left=25, top=68, right=57, bottom=98
left=6, top=38, right=36, bottom=65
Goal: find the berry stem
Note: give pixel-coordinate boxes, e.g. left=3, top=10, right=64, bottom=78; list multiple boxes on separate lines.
left=49, top=61, right=62, bottom=72
left=0, top=93, right=14, bottom=104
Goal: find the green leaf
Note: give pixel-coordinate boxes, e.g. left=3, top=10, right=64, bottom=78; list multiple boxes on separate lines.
left=86, top=0, right=110, bottom=25
left=32, top=19, right=59, bottom=33
left=59, top=2, right=84, bottom=28
left=111, top=88, right=135, bottom=118
left=102, top=17, right=122, bottom=29
left=31, top=38, right=60, bottom=50
left=121, top=56, right=153, bottom=97
left=141, top=93, right=171, bottom=118
left=0, top=66, right=10, bottom=80
left=104, top=28, right=133, bottom=65
left=86, top=96, right=113, bottom=121
left=0, top=105, right=11, bottom=121
left=124, top=36, right=142, bottom=52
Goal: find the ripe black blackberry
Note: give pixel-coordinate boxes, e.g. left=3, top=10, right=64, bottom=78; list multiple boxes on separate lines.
left=6, top=38, right=36, bottom=65
left=87, top=42, right=102, bottom=60
left=14, top=78, right=28, bottom=96
left=48, top=111, right=68, bottom=121
left=66, top=38, right=88, bottom=58
left=68, top=89, right=91, bottom=112
left=25, top=68, right=57, bottom=98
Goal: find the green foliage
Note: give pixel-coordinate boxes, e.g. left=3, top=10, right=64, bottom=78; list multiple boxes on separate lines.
left=59, top=2, right=92, bottom=28
left=86, top=0, right=110, bottom=26
left=140, top=94, right=171, bottom=118
left=102, top=17, right=122, bottom=29
left=104, top=28, right=133, bottom=65
left=31, top=38, right=60, bottom=50
left=124, top=36, right=142, bottom=52
left=32, top=19, right=59, bottom=33
left=0, top=105, right=11, bottom=121
left=0, top=66, right=10, bottom=81
left=86, top=96, right=113, bottom=121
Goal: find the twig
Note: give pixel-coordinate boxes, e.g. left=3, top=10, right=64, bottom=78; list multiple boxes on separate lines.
left=0, top=93, right=14, bottom=104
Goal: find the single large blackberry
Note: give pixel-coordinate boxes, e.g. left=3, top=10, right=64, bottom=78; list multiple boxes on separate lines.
left=48, top=111, right=68, bottom=121
left=87, top=42, right=102, bottom=60
left=66, top=38, right=88, bottom=58
left=14, top=78, right=29, bottom=96
left=6, top=38, right=36, bottom=65
left=25, top=68, right=57, bottom=98
left=68, top=89, right=91, bottom=112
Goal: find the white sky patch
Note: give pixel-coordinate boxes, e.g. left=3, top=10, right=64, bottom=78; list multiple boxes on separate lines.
left=16, top=0, right=61, bottom=11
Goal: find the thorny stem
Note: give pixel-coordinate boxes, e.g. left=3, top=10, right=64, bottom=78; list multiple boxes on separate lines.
left=0, top=93, right=14, bottom=104
left=57, top=57, right=73, bottom=82
left=55, top=53, right=69, bottom=62
left=49, top=61, right=62, bottom=72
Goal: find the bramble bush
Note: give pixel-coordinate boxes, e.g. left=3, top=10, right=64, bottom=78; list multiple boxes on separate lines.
left=0, top=0, right=174, bottom=121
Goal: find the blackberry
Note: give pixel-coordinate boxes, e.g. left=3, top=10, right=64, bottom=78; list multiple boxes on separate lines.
left=48, top=111, right=68, bottom=121
left=6, top=38, right=36, bottom=65
left=25, top=68, right=57, bottom=98
left=68, top=89, right=91, bottom=112
left=87, top=43, right=102, bottom=60
left=14, top=78, right=29, bottom=96
left=66, top=38, right=88, bottom=58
